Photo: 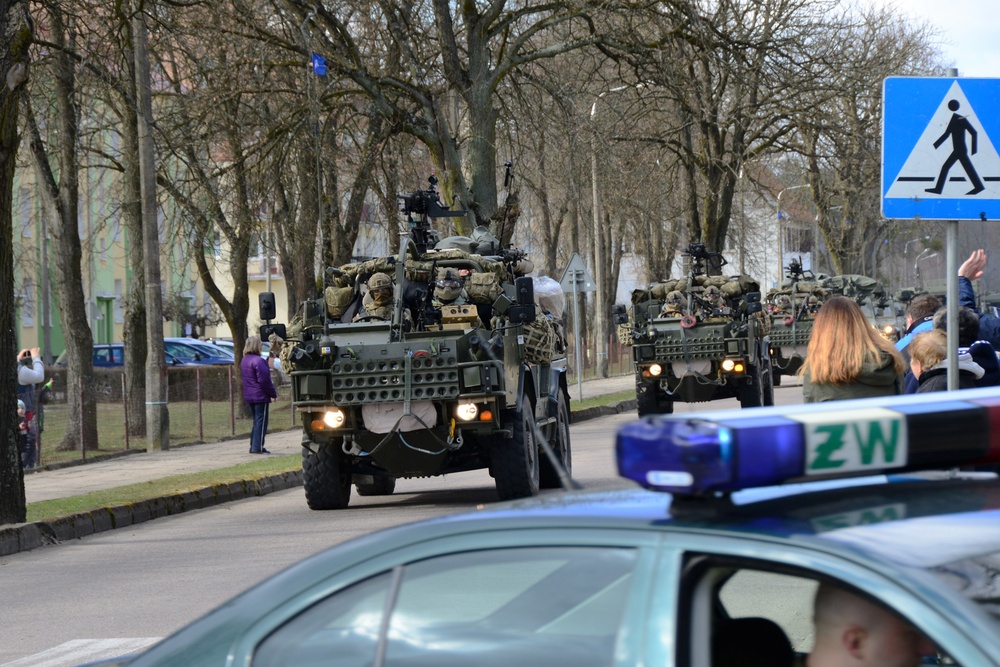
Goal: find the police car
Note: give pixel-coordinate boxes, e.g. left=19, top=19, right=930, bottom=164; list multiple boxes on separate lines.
left=88, top=390, right=1000, bottom=666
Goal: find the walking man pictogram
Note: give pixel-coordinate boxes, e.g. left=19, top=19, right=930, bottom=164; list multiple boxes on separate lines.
left=926, top=99, right=985, bottom=195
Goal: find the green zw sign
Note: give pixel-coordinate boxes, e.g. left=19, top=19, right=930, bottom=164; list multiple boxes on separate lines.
left=794, top=408, right=909, bottom=475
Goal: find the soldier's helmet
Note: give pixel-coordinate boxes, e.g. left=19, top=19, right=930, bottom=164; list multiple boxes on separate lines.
left=368, top=272, right=393, bottom=306
left=665, top=290, right=684, bottom=307
left=434, top=268, right=463, bottom=302
left=703, top=285, right=723, bottom=304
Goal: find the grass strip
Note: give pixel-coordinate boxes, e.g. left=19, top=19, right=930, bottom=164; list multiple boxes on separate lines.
left=26, top=454, right=300, bottom=523
left=25, top=390, right=636, bottom=524
left=570, top=390, right=634, bottom=411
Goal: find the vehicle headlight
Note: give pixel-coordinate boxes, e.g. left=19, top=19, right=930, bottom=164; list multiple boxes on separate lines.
left=456, top=401, right=478, bottom=421
left=883, top=324, right=896, bottom=335
left=648, top=363, right=663, bottom=377
left=323, top=408, right=346, bottom=428
left=722, top=359, right=736, bottom=372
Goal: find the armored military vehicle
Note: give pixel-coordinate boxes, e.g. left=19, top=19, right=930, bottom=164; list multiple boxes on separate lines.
left=764, top=259, right=829, bottom=384
left=766, top=266, right=899, bottom=384
left=258, top=176, right=571, bottom=510
left=613, top=243, right=772, bottom=416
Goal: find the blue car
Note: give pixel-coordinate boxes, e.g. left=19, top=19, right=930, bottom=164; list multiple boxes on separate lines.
left=55, top=344, right=189, bottom=368
left=86, top=389, right=1000, bottom=666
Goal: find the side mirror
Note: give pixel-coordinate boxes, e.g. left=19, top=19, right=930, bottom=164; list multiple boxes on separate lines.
left=260, top=323, right=287, bottom=341
left=508, top=276, right=536, bottom=324
left=260, top=292, right=277, bottom=321
left=746, top=302, right=763, bottom=314
left=611, top=304, right=628, bottom=325
left=745, top=291, right=761, bottom=304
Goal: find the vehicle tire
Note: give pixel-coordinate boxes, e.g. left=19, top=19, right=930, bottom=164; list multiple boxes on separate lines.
left=637, top=383, right=674, bottom=417
left=761, top=356, right=775, bottom=407
left=492, top=393, right=540, bottom=500
left=540, top=392, right=572, bottom=489
left=355, top=474, right=396, bottom=496
left=302, top=438, right=352, bottom=510
left=739, top=364, right=766, bottom=408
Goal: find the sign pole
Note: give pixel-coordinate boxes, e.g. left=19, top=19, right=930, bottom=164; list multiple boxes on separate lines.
left=946, top=220, right=959, bottom=390
left=573, top=272, right=583, bottom=402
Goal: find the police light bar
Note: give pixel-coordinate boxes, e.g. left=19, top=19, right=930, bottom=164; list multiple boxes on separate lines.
left=616, top=387, right=1000, bottom=497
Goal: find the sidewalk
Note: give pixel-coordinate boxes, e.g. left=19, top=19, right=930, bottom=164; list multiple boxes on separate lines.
left=2, top=375, right=636, bottom=556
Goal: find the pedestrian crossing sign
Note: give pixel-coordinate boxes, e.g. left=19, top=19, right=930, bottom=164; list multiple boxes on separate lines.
left=883, top=77, right=1000, bottom=220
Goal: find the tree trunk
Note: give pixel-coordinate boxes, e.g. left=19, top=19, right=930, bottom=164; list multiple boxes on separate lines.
left=0, top=0, right=31, bottom=525
left=120, top=49, right=147, bottom=438
left=133, top=4, right=168, bottom=451
left=27, top=7, right=98, bottom=452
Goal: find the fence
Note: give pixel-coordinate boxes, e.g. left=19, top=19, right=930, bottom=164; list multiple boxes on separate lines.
left=27, top=336, right=633, bottom=468
left=27, top=366, right=297, bottom=468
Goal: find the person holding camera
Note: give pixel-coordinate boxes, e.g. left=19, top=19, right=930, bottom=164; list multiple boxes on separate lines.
left=17, top=347, right=44, bottom=468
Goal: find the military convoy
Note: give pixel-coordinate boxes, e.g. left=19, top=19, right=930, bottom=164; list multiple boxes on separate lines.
left=613, top=243, right=773, bottom=416
left=259, top=176, right=571, bottom=510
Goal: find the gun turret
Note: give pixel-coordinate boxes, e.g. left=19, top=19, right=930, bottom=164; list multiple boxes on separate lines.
left=398, top=175, right=467, bottom=254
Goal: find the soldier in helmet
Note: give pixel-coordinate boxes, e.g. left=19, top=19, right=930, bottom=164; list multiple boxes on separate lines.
left=660, top=290, right=685, bottom=318
left=432, top=267, right=468, bottom=309
left=355, top=272, right=394, bottom=321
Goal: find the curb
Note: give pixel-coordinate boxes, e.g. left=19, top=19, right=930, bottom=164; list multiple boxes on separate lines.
left=2, top=399, right=637, bottom=557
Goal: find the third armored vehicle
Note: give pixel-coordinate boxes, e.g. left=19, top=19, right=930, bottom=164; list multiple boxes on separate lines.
left=260, top=176, right=571, bottom=509
left=614, top=243, right=773, bottom=416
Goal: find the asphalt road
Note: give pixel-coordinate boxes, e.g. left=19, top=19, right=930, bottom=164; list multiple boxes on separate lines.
left=0, top=385, right=806, bottom=666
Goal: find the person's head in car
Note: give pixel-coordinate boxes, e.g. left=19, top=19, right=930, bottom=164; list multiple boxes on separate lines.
left=807, top=584, right=935, bottom=667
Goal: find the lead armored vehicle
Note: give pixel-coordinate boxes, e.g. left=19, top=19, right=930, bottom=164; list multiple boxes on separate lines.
left=613, top=243, right=772, bottom=416
left=260, top=177, right=571, bottom=509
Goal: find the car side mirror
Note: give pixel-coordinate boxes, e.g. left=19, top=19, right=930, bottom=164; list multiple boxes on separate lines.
left=260, top=292, right=277, bottom=321
left=507, top=276, right=536, bottom=324
left=611, top=304, right=628, bottom=325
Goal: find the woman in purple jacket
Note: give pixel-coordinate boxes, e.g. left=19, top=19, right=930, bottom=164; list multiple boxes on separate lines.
left=241, top=335, right=278, bottom=454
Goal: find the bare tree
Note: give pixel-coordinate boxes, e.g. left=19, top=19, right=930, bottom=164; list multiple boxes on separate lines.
left=24, top=3, right=98, bottom=451
left=1, top=0, right=31, bottom=524
left=792, top=4, right=941, bottom=275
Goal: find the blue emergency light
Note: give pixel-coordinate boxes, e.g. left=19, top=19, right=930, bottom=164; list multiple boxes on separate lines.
left=616, top=387, right=1000, bottom=497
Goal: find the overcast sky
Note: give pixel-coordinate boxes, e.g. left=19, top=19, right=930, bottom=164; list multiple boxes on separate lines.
left=878, top=0, right=1000, bottom=78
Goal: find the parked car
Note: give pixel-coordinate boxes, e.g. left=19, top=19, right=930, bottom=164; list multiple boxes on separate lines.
left=83, top=388, right=1000, bottom=667
left=54, top=344, right=190, bottom=368
left=207, top=337, right=288, bottom=383
left=162, top=338, right=233, bottom=365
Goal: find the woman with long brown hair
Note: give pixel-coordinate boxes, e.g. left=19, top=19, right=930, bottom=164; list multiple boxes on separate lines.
left=800, top=296, right=906, bottom=402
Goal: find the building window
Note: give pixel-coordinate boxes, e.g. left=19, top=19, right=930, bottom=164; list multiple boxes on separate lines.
left=19, top=187, right=32, bottom=238
left=114, top=279, right=124, bottom=323
left=22, top=279, right=35, bottom=327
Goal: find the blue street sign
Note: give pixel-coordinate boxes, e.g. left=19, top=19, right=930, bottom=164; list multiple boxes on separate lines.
left=883, top=77, right=1000, bottom=220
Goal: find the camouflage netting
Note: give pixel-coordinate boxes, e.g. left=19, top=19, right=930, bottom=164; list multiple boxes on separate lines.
left=329, top=249, right=508, bottom=293
left=765, top=282, right=831, bottom=315
left=524, top=315, right=566, bottom=364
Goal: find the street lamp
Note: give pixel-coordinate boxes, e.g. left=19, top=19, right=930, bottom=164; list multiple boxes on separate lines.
left=903, top=236, right=931, bottom=285
left=590, top=84, right=642, bottom=378
left=776, top=184, right=810, bottom=285
left=914, top=248, right=938, bottom=290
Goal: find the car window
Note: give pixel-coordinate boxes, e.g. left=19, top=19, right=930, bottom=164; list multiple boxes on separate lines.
left=685, top=560, right=964, bottom=667
left=252, top=546, right=638, bottom=667
left=93, top=348, right=112, bottom=365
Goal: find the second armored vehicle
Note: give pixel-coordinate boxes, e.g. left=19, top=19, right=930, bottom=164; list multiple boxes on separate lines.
left=614, top=243, right=773, bottom=416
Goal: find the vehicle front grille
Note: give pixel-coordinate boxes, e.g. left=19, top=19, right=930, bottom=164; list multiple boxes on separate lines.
left=329, top=355, right=460, bottom=405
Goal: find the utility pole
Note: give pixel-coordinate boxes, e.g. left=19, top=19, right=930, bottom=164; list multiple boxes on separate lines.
left=133, top=1, right=169, bottom=450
